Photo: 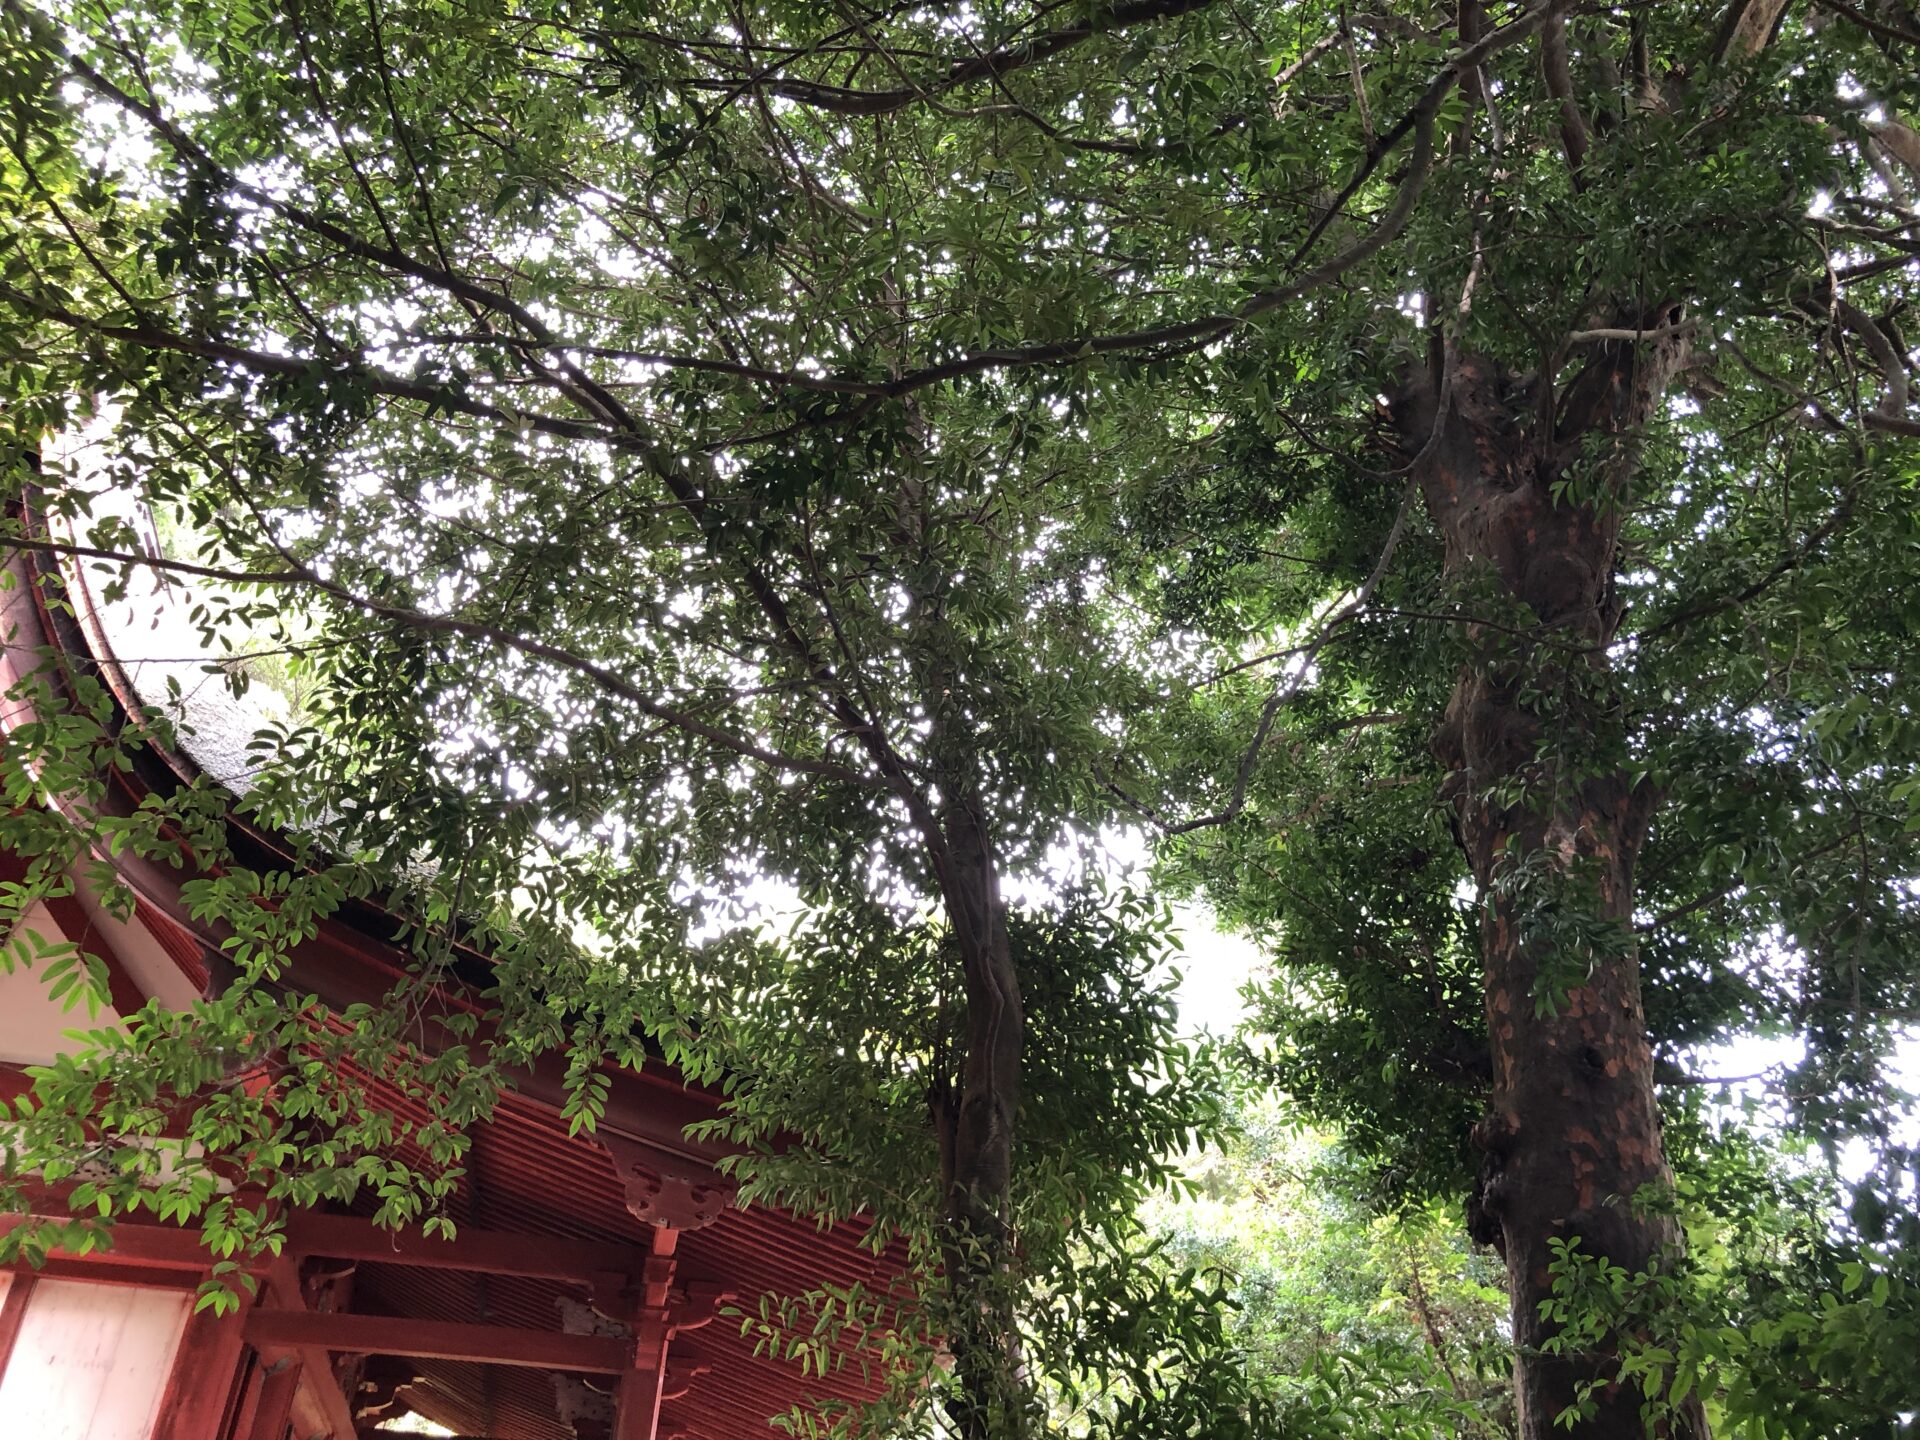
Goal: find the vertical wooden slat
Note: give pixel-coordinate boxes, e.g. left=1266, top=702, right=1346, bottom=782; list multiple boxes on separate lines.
left=226, top=1350, right=265, bottom=1440
left=0, top=1271, right=37, bottom=1381
left=151, top=1291, right=253, bottom=1440
left=241, top=1353, right=302, bottom=1440
left=281, top=1352, right=357, bottom=1440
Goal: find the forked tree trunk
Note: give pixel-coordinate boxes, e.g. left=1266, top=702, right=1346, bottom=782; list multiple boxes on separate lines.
left=1395, top=335, right=1707, bottom=1439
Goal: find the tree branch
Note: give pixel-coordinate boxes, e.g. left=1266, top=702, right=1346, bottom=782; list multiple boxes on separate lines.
left=1833, top=296, right=1911, bottom=421
left=1565, top=320, right=1698, bottom=344
left=1, top=533, right=882, bottom=788
left=23, top=0, right=1560, bottom=429
left=1540, top=11, right=1589, bottom=180
left=1144, top=474, right=1421, bottom=837
left=36, top=16, right=644, bottom=441
left=1811, top=0, right=1920, bottom=47
left=1638, top=832, right=1863, bottom=932
left=0, top=288, right=622, bottom=447
left=1713, top=0, right=1794, bottom=63
left=10, top=7, right=927, bottom=805
left=666, top=0, right=1222, bottom=116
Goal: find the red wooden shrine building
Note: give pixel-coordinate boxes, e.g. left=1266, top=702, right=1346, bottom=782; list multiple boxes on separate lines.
left=0, top=506, right=908, bottom=1437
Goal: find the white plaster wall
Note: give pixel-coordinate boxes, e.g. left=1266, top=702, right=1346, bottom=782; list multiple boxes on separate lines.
left=67, top=879, right=201, bottom=1014
left=0, top=1279, right=189, bottom=1440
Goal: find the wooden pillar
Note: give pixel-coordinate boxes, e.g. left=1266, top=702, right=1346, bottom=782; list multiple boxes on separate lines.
left=151, top=1289, right=255, bottom=1440
left=240, top=1354, right=303, bottom=1440
left=613, top=1357, right=667, bottom=1440
left=611, top=1229, right=676, bottom=1440
left=0, top=1272, right=37, bottom=1380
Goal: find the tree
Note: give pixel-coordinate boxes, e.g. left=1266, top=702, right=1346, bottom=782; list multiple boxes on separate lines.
left=1149, top=1091, right=1513, bottom=1432
left=1, top=1, right=1917, bottom=1437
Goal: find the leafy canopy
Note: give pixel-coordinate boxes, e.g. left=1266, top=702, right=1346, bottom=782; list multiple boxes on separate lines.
left=1, top=0, right=1918, bottom=1433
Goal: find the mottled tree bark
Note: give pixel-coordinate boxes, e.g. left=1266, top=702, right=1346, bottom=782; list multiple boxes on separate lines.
left=925, top=776, right=1024, bottom=1440
left=1395, top=329, right=1707, bottom=1438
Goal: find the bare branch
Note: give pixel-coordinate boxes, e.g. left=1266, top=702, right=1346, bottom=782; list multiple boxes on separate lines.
left=1144, top=473, right=1421, bottom=837
left=1867, top=113, right=1920, bottom=186
left=413, top=332, right=892, bottom=396
left=1638, top=832, right=1862, bottom=932
left=1270, top=30, right=1343, bottom=94
left=1811, top=0, right=1920, bottom=47
left=1716, top=335, right=1920, bottom=437
left=1454, top=0, right=1505, bottom=154
left=1342, top=8, right=1375, bottom=149
left=1566, top=320, right=1698, bottom=344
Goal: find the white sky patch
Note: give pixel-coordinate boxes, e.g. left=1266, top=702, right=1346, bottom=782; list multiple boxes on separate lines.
left=1165, top=904, right=1260, bottom=1036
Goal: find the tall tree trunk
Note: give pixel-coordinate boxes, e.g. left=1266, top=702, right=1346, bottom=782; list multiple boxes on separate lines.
left=925, top=778, right=1025, bottom=1440
left=1395, top=334, right=1706, bottom=1439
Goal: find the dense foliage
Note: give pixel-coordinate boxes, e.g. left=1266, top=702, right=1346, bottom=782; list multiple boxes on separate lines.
left=2, top=0, right=1918, bottom=1435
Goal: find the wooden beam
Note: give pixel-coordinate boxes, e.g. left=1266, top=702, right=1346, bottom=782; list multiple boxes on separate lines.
left=3, top=1256, right=198, bottom=1291
left=258, top=1256, right=364, bottom=1440
left=0, top=1213, right=272, bottom=1274
left=228, top=1352, right=265, bottom=1440
left=286, top=1210, right=641, bottom=1283
left=244, top=1309, right=633, bottom=1374
left=613, top=1347, right=669, bottom=1440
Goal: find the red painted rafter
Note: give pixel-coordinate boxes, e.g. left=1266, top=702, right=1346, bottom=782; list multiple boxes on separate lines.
left=258, top=1256, right=402, bottom=1440
left=1, top=1256, right=199, bottom=1291
left=610, top=1225, right=679, bottom=1440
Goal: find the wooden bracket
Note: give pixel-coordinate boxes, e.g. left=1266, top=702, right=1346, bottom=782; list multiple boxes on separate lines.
left=668, top=1280, right=736, bottom=1336
left=598, top=1136, right=733, bottom=1230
